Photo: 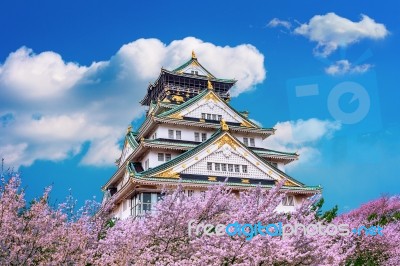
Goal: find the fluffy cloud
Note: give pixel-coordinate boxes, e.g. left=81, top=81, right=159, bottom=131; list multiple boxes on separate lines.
left=267, top=18, right=291, bottom=29
left=325, top=60, right=372, bottom=75
left=0, top=37, right=266, bottom=168
left=294, top=13, right=389, bottom=57
left=263, top=118, right=341, bottom=168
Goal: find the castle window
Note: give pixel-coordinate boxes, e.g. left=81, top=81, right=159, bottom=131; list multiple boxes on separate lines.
left=243, top=138, right=249, bottom=146
left=176, top=130, right=181, bottom=140
left=144, top=159, right=149, bottom=170
left=168, top=129, right=174, bottom=139
left=218, top=115, right=222, bottom=121
left=165, top=154, right=172, bottom=161
left=215, top=163, right=221, bottom=171
left=282, top=195, right=294, bottom=206
left=212, top=114, right=217, bottom=120
left=242, top=165, right=248, bottom=173
left=207, top=162, right=212, bottom=171
left=194, top=132, right=200, bottom=142
left=228, top=164, right=234, bottom=172
left=201, top=133, right=207, bottom=141
left=158, top=153, right=164, bottom=161
left=250, top=138, right=255, bottom=147
left=234, top=165, right=240, bottom=172
left=201, top=113, right=206, bottom=119
left=207, top=114, right=211, bottom=120
left=221, top=164, right=227, bottom=171
left=187, top=190, right=194, bottom=197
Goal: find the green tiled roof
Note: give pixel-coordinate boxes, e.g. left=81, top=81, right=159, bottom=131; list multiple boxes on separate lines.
left=144, top=138, right=296, bottom=158
left=132, top=175, right=321, bottom=191
left=127, top=131, right=139, bottom=148
left=172, top=57, right=216, bottom=78
left=128, top=130, right=304, bottom=187
left=252, top=148, right=297, bottom=157
left=157, top=89, right=261, bottom=129
left=144, top=139, right=198, bottom=148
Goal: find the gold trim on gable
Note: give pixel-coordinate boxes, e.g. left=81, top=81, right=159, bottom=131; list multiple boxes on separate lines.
left=240, top=120, right=254, bottom=128
left=158, top=169, right=180, bottom=179
left=284, top=180, right=297, bottom=187
left=216, top=134, right=238, bottom=150
left=204, top=92, right=219, bottom=102
left=169, top=113, right=183, bottom=119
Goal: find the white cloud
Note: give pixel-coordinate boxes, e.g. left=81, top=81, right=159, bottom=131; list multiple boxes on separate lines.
left=0, top=47, right=88, bottom=99
left=263, top=118, right=341, bottom=168
left=0, top=37, right=266, bottom=168
left=294, top=13, right=389, bottom=57
left=267, top=18, right=292, bottom=29
left=325, top=60, right=372, bottom=75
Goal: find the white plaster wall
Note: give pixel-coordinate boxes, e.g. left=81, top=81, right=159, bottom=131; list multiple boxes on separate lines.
left=182, top=149, right=273, bottom=180
left=154, top=124, right=214, bottom=142
left=232, top=132, right=263, bottom=148
left=185, top=102, right=239, bottom=123
left=141, top=149, right=181, bottom=169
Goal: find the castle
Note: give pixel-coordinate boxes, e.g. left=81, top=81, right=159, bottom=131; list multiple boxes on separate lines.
left=101, top=51, right=321, bottom=219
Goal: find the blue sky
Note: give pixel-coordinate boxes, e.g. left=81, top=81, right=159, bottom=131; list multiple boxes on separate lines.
left=0, top=0, right=399, bottom=212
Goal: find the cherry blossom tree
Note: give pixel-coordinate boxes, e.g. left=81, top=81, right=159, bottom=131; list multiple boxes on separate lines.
left=1, top=172, right=399, bottom=265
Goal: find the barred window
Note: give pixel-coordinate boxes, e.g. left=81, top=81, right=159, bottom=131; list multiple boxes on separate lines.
left=243, top=137, right=249, bottom=146
left=234, top=165, right=240, bottom=172
left=194, top=132, right=200, bottom=142
left=207, top=162, right=212, bottom=171
left=242, top=165, right=248, bottom=173
left=250, top=138, right=255, bottom=147
left=215, top=163, right=221, bottom=171
left=282, top=195, right=294, bottom=206
left=165, top=154, right=172, bottom=161
left=228, top=164, right=233, bottom=172
left=212, top=114, right=217, bottom=120
left=201, top=133, right=207, bottom=141
left=176, top=130, right=181, bottom=140
left=201, top=113, right=206, bottom=119
left=221, top=164, right=227, bottom=171
left=158, top=153, right=164, bottom=161
left=218, top=115, right=222, bottom=121
left=168, top=129, right=174, bottom=139
left=207, top=114, right=211, bottom=120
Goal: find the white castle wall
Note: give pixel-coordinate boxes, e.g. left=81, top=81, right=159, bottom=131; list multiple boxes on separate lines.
left=182, top=149, right=273, bottom=180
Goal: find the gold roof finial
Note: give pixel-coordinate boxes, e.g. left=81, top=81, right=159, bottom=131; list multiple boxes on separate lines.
left=221, top=119, right=229, bottom=131
left=207, top=79, right=213, bottom=90
left=127, top=125, right=132, bottom=134
left=192, top=50, right=197, bottom=59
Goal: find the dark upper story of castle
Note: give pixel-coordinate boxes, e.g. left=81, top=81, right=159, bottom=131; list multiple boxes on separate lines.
left=140, top=51, right=237, bottom=106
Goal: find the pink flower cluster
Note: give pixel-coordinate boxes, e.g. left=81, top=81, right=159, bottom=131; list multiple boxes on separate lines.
left=0, top=175, right=399, bottom=265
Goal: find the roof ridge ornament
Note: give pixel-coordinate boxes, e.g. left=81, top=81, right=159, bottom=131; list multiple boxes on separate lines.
left=127, top=125, right=132, bottom=134
left=220, top=119, right=229, bottom=131
left=192, top=50, right=197, bottom=59
left=207, top=79, right=213, bottom=90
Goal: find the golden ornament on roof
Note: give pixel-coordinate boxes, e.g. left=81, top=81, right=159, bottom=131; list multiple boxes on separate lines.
left=207, top=79, right=213, bottom=90
left=220, top=119, right=229, bottom=131
left=127, top=125, right=132, bottom=134
left=192, top=50, right=197, bottom=59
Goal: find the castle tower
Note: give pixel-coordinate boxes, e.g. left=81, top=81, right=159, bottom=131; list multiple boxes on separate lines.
left=102, top=52, right=321, bottom=219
